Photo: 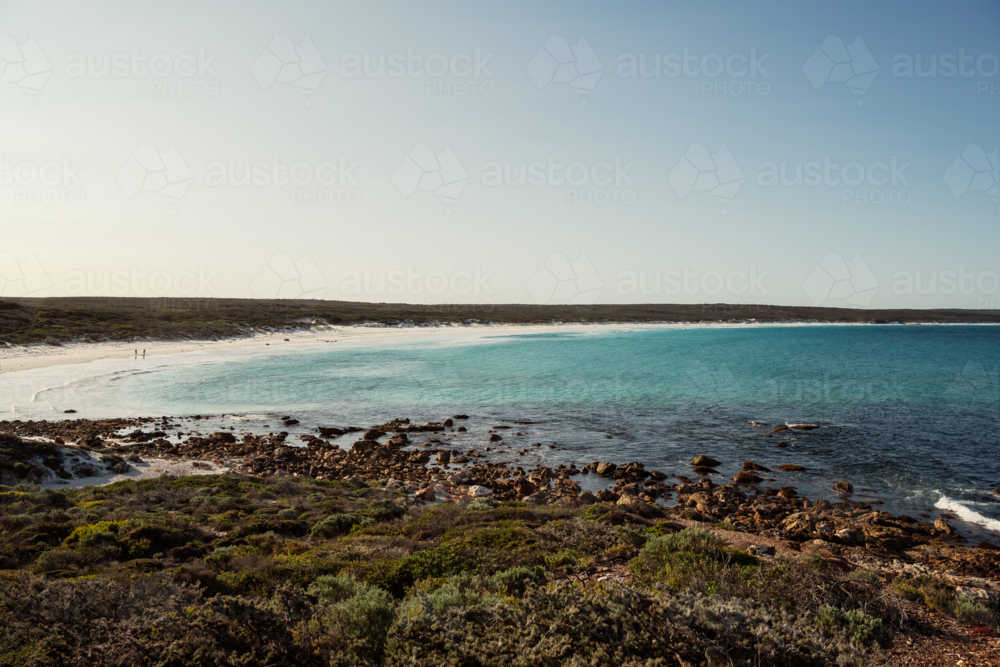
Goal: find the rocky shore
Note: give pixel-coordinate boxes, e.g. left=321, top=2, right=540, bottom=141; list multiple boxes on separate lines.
left=3, top=415, right=999, bottom=591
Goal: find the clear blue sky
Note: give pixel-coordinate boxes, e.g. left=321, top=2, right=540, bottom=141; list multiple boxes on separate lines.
left=1, top=0, right=997, bottom=309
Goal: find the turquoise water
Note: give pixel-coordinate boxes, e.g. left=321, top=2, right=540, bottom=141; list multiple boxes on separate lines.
left=5, top=325, right=1000, bottom=537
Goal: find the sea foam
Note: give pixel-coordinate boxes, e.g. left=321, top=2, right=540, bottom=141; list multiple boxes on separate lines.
left=935, top=493, right=1000, bottom=532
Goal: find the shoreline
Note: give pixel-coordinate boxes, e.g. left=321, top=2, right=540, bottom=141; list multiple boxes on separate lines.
left=3, top=319, right=998, bottom=376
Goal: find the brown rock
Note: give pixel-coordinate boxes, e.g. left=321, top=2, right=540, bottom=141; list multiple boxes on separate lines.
left=768, top=425, right=788, bottom=433
left=692, top=466, right=718, bottom=476
left=362, top=429, right=381, bottom=441
left=577, top=491, right=598, bottom=505
left=934, top=517, right=954, bottom=534
left=443, top=418, right=454, bottom=427
left=777, top=464, right=806, bottom=471
left=596, top=488, right=619, bottom=502
left=832, top=481, right=853, bottom=494
left=742, top=461, right=770, bottom=472
left=436, top=451, right=451, bottom=465
left=488, top=433, right=503, bottom=442
left=648, top=469, right=667, bottom=481
left=732, top=471, right=762, bottom=484
left=596, top=462, right=617, bottom=477
left=691, top=455, right=720, bottom=467
left=513, top=478, right=537, bottom=496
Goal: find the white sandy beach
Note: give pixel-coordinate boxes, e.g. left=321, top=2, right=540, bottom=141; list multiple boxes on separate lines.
left=0, top=321, right=680, bottom=376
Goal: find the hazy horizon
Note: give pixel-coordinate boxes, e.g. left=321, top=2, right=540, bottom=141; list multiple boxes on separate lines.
left=1, top=1, right=998, bottom=310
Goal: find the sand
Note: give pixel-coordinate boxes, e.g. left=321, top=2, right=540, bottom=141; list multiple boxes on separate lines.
left=39, top=456, right=230, bottom=490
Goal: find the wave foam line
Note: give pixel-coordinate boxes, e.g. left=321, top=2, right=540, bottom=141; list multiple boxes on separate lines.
left=935, top=493, right=1000, bottom=532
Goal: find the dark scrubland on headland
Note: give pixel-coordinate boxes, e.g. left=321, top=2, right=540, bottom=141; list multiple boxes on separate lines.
left=1, top=417, right=999, bottom=666
left=2, top=296, right=999, bottom=345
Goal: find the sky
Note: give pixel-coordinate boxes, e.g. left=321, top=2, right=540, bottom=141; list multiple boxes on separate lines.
left=0, top=0, right=998, bottom=310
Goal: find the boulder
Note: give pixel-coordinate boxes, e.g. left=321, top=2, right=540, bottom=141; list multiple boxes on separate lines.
left=648, top=469, right=667, bottom=481
left=691, top=455, right=720, bottom=467
left=513, top=478, right=537, bottom=496
left=436, top=451, right=451, bottom=465
left=596, top=488, right=619, bottom=502
left=777, top=464, right=806, bottom=471
left=443, top=418, right=454, bottom=427
left=362, top=429, right=381, bottom=441
left=832, top=481, right=853, bottom=494
left=692, top=466, right=718, bottom=476
left=596, top=462, right=617, bottom=477
left=742, top=461, right=770, bottom=472
left=468, top=485, right=493, bottom=498
left=934, top=518, right=954, bottom=535
left=732, top=471, right=761, bottom=484
left=834, top=528, right=859, bottom=543
left=488, top=433, right=503, bottom=442
left=577, top=491, right=598, bottom=505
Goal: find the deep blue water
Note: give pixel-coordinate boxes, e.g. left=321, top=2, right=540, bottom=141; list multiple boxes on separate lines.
left=5, top=325, right=999, bottom=537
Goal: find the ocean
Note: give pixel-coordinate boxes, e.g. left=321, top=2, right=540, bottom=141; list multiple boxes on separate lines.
left=4, top=324, right=999, bottom=538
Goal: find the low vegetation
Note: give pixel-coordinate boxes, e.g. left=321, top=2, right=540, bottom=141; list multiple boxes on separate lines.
left=3, top=296, right=997, bottom=345
left=0, top=466, right=961, bottom=666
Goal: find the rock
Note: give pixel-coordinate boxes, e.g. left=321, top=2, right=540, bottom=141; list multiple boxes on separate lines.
left=768, top=425, right=788, bottom=433
left=578, top=491, right=598, bottom=505
left=457, top=426, right=467, bottom=432
left=443, top=418, right=454, bottom=427
left=747, top=544, right=775, bottom=557
left=211, top=432, right=236, bottom=444
left=732, top=471, right=762, bottom=484
left=691, top=455, right=720, bottom=467
left=513, top=478, right=537, bottom=496
left=488, top=433, right=503, bottom=442
left=110, top=462, right=130, bottom=474
left=453, top=414, right=469, bottom=419
left=789, top=424, right=820, bottom=430
left=742, top=461, right=770, bottom=472
left=835, top=528, right=859, bottom=543
left=596, top=462, right=617, bottom=477
left=436, top=451, right=451, bottom=465
left=416, top=487, right=436, bottom=501
left=283, top=419, right=299, bottom=426
left=748, top=420, right=768, bottom=427
left=362, top=429, right=381, bottom=441
left=692, top=466, right=718, bottom=476
left=775, top=442, right=789, bottom=447
left=832, top=481, right=853, bottom=494
left=63, top=409, right=77, bottom=414
left=596, top=488, right=619, bottom=502
left=648, top=469, right=667, bottom=481
left=992, top=487, right=1000, bottom=496
left=468, top=485, right=493, bottom=498
left=934, top=518, right=954, bottom=534
left=777, top=464, right=805, bottom=471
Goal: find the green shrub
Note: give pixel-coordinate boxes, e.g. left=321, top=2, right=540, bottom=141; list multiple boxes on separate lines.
left=34, top=548, right=82, bottom=574
left=487, top=566, right=544, bottom=596
left=951, top=593, right=997, bottom=627
left=892, top=575, right=955, bottom=613
left=815, top=605, right=889, bottom=646
left=309, top=513, right=373, bottom=538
